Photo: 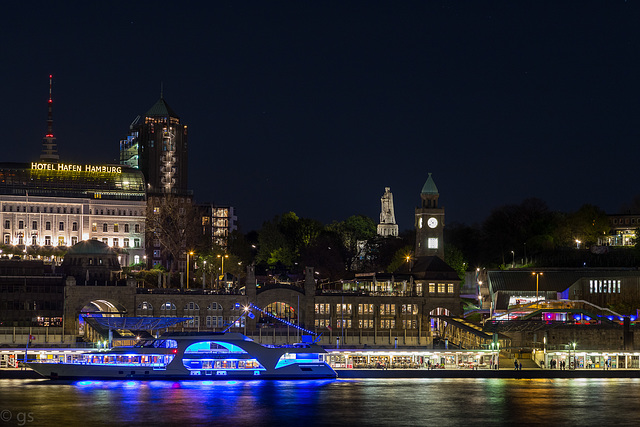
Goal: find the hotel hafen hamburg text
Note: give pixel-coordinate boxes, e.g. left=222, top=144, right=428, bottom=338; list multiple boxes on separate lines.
left=0, top=161, right=146, bottom=266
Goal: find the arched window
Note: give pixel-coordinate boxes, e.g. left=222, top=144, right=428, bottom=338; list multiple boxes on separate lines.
left=207, top=302, right=222, bottom=311
left=160, top=302, right=176, bottom=310
left=185, top=302, right=200, bottom=310
left=138, top=301, right=153, bottom=310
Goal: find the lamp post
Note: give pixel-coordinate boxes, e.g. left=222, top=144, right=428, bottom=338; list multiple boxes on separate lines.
left=186, top=251, right=194, bottom=289
left=511, top=251, right=515, bottom=268
left=217, top=254, right=229, bottom=290
left=203, top=260, right=207, bottom=288
left=532, top=272, right=543, bottom=306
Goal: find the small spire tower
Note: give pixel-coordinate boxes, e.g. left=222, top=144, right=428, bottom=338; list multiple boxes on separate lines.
left=40, top=75, right=59, bottom=160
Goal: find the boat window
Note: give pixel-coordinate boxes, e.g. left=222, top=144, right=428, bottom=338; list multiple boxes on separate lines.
left=152, top=339, right=178, bottom=349
left=184, top=341, right=247, bottom=354
left=275, top=353, right=320, bottom=369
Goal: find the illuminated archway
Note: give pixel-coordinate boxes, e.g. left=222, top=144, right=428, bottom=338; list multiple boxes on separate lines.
left=79, top=299, right=127, bottom=337
left=260, top=301, right=298, bottom=325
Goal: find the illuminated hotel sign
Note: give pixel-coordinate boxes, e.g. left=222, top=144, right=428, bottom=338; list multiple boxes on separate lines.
left=31, top=163, right=122, bottom=174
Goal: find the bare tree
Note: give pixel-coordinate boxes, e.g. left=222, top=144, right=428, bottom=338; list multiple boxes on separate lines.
left=146, top=195, right=204, bottom=272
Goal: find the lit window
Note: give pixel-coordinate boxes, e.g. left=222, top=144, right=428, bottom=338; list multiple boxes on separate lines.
left=428, top=238, right=438, bottom=249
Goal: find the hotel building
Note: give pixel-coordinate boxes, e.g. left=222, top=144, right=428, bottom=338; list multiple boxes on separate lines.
left=0, top=162, right=146, bottom=266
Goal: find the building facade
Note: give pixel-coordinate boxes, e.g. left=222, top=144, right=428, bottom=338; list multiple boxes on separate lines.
left=119, top=96, right=189, bottom=194
left=0, top=162, right=146, bottom=266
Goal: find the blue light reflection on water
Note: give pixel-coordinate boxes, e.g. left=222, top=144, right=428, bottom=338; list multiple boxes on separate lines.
left=3, top=378, right=640, bottom=426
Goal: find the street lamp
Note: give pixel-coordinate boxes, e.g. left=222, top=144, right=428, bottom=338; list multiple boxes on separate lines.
left=186, top=251, right=194, bottom=289
left=203, top=260, right=207, bottom=288
left=575, top=239, right=581, bottom=249
left=217, top=254, right=229, bottom=289
left=405, top=254, right=412, bottom=271
left=532, top=272, right=543, bottom=306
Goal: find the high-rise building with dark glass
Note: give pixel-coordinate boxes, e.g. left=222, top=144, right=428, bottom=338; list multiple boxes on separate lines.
left=120, top=96, right=189, bottom=195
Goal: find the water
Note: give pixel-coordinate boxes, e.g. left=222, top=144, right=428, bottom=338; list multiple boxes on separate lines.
left=2, top=378, right=640, bottom=426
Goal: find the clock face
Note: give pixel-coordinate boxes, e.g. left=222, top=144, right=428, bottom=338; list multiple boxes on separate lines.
left=427, top=217, right=438, bottom=228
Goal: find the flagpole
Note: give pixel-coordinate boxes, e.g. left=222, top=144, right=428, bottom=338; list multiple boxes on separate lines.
left=24, top=335, right=32, bottom=368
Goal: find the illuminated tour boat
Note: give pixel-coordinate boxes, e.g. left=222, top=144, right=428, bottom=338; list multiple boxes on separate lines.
left=28, top=332, right=337, bottom=380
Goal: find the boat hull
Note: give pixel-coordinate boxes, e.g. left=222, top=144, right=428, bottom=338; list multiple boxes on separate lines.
left=28, top=362, right=337, bottom=380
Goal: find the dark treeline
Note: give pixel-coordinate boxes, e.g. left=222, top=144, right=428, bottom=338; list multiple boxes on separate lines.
left=137, top=197, right=638, bottom=288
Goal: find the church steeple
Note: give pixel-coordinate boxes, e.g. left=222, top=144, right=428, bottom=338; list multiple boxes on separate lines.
left=40, top=74, right=59, bottom=160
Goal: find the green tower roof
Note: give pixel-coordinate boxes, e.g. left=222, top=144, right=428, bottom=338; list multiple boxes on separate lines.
left=421, top=173, right=439, bottom=195
left=146, top=97, right=180, bottom=119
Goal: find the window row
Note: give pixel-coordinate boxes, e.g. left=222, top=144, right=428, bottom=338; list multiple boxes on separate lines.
left=428, top=283, right=455, bottom=294
left=4, top=234, right=79, bottom=246
left=315, top=303, right=421, bottom=316
left=5, top=220, right=79, bottom=231
left=91, top=223, right=141, bottom=233
left=314, top=318, right=419, bottom=329
left=147, top=301, right=225, bottom=311
left=89, top=208, right=142, bottom=216
left=2, top=205, right=81, bottom=214
left=99, top=237, right=141, bottom=248
left=589, top=280, right=621, bottom=294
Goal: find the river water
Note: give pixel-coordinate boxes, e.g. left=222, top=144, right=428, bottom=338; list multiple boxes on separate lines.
left=1, top=378, right=640, bottom=426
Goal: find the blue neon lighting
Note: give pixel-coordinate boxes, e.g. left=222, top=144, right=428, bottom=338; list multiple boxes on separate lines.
left=249, top=303, right=316, bottom=336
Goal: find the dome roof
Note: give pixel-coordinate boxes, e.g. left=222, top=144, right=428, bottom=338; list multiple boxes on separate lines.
left=66, top=240, right=116, bottom=256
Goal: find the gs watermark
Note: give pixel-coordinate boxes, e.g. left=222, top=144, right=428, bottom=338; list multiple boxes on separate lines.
left=0, top=409, right=34, bottom=426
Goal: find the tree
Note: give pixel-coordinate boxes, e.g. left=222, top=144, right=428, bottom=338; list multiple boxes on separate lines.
left=327, top=214, right=376, bottom=271
left=565, top=204, right=610, bottom=247
left=146, top=195, right=204, bottom=272
left=386, top=245, right=414, bottom=273
left=444, top=245, right=467, bottom=282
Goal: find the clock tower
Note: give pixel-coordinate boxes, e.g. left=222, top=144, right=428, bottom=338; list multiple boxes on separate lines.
left=415, top=173, right=444, bottom=259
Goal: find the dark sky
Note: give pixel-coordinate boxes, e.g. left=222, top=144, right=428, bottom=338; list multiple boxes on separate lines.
left=3, top=1, right=640, bottom=232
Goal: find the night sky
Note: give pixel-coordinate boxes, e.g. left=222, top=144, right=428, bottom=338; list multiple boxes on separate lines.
left=3, top=1, right=640, bottom=232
